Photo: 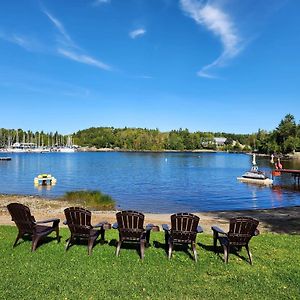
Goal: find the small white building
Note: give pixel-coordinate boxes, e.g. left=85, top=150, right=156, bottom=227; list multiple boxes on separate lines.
left=213, top=137, right=227, bottom=146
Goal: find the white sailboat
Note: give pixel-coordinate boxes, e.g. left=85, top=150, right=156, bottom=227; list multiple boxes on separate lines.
left=58, top=136, right=76, bottom=153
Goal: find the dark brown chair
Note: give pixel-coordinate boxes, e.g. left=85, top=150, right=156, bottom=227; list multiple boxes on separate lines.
left=64, top=207, right=108, bottom=255
left=162, top=213, right=203, bottom=262
left=212, top=217, right=259, bottom=264
left=7, top=203, right=60, bottom=252
left=112, top=210, right=153, bottom=260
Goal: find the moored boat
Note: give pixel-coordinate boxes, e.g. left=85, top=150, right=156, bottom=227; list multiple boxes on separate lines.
left=0, top=157, right=12, bottom=161
left=237, top=172, right=273, bottom=185
left=237, top=154, right=273, bottom=185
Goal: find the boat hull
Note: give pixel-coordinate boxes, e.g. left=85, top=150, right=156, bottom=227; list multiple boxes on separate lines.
left=237, top=177, right=273, bottom=185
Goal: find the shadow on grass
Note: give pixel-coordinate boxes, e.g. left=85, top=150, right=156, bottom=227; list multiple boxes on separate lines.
left=62, top=236, right=108, bottom=254
left=207, top=206, right=300, bottom=234
left=198, top=242, right=250, bottom=264
left=14, top=234, right=61, bottom=251
left=108, top=238, right=143, bottom=258
left=153, top=240, right=196, bottom=261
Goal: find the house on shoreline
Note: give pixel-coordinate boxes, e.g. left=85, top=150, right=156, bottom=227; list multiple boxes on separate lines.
left=213, top=137, right=227, bottom=147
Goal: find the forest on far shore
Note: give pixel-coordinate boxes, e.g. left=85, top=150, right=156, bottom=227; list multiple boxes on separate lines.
left=1, top=114, right=300, bottom=154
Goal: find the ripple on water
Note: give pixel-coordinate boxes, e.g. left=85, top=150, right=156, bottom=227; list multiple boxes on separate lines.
left=0, top=152, right=300, bottom=212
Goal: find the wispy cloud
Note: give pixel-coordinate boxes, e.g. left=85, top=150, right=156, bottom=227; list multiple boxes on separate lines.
left=0, top=31, right=40, bottom=52
left=58, top=48, right=111, bottom=70
left=180, top=0, right=241, bottom=78
left=0, top=70, right=91, bottom=99
left=42, top=9, right=74, bottom=46
left=92, top=0, right=111, bottom=6
left=43, top=8, right=112, bottom=71
left=139, top=75, right=153, bottom=79
left=129, top=28, right=146, bottom=39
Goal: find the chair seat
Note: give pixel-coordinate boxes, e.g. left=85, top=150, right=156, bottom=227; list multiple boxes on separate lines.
left=164, top=213, right=201, bottom=262
left=7, top=203, right=60, bottom=252
left=122, top=236, right=144, bottom=242
left=212, top=217, right=259, bottom=264
left=71, top=229, right=100, bottom=240
left=218, top=236, right=229, bottom=247
left=64, top=207, right=107, bottom=255
left=90, top=229, right=100, bottom=239
left=171, top=238, right=194, bottom=244
left=115, top=210, right=147, bottom=259
left=35, top=225, right=55, bottom=235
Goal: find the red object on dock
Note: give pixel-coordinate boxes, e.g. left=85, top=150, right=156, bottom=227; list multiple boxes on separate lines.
left=277, top=169, right=300, bottom=175
left=273, top=169, right=300, bottom=184
left=272, top=170, right=281, bottom=176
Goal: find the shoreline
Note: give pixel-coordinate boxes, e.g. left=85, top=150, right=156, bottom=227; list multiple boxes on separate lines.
left=0, top=148, right=243, bottom=154
left=2, top=148, right=300, bottom=160
left=1, top=194, right=300, bottom=234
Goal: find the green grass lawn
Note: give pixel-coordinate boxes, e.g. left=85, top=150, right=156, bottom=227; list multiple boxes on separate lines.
left=1, top=226, right=299, bottom=299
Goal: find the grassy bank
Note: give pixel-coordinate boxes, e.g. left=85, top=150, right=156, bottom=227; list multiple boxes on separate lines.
left=61, top=190, right=115, bottom=210
left=1, top=226, right=300, bottom=299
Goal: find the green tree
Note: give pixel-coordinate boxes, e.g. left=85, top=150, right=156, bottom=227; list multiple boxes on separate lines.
left=276, top=114, right=296, bottom=142
left=275, top=114, right=297, bottom=153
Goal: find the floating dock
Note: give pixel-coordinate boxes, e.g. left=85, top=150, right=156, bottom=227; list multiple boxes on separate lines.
left=34, top=174, right=57, bottom=186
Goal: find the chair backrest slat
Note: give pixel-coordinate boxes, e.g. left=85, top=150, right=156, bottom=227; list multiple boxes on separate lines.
left=228, top=217, right=259, bottom=246
left=7, top=203, right=35, bottom=234
left=64, top=207, right=92, bottom=237
left=170, top=213, right=199, bottom=243
left=116, top=211, right=145, bottom=240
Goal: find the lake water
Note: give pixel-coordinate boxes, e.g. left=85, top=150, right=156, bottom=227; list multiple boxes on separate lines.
left=0, top=152, right=300, bottom=213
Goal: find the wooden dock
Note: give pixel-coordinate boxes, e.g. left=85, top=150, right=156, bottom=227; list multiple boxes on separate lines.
left=273, top=169, right=300, bottom=184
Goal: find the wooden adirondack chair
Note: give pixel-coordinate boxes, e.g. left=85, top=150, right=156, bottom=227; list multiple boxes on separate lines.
left=64, top=207, right=108, bottom=255
left=7, top=203, right=60, bottom=252
left=162, top=213, right=203, bottom=262
left=212, top=217, right=259, bottom=264
left=112, top=210, right=153, bottom=259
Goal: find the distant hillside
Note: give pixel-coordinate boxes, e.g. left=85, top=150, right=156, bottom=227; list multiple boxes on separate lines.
left=1, top=114, right=300, bottom=153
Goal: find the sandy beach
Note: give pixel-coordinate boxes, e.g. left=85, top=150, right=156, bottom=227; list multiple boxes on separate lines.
left=1, top=194, right=300, bottom=234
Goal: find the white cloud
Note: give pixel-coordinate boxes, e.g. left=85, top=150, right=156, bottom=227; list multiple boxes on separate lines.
left=58, top=48, right=112, bottom=71
left=10, top=35, right=30, bottom=49
left=180, top=0, right=241, bottom=78
left=139, top=75, right=153, bottom=79
left=129, top=28, right=146, bottom=39
left=42, top=9, right=74, bottom=46
left=43, top=9, right=112, bottom=71
left=0, top=31, right=39, bottom=52
left=93, top=0, right=111, bottom=5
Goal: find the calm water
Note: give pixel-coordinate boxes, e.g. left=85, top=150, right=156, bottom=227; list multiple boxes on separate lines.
left=0, top=152, right=300, bottom=213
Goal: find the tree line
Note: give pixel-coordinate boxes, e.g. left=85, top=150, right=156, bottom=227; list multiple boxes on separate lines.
left=0, top=129, right=67, bottom=148
left=1, top=114, right=300, bottom=153
left=72, top=114, right=300, bottom=153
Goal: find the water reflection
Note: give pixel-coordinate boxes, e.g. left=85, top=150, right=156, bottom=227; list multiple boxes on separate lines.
left=0, top=152, right=300, bottom=212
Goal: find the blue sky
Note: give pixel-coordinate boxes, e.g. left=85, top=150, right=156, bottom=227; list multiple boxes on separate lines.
left=0, top=0, right=299, bottom=134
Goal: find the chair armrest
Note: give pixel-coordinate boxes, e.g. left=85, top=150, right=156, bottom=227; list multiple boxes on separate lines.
left=162, top=224, right=170, bottom=232
left=197, top=225, right=203, bottom=233
left=94, top=221, right=111, bottom=230
left=254, top=229, right=260, bottom=236
left=112, top=222, right=118, bottom=229
left=211, top=226, right=227, bottom=235
left=35, top=218, right=60, bottom=224
left=145, top=224, right=154, bottom=231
